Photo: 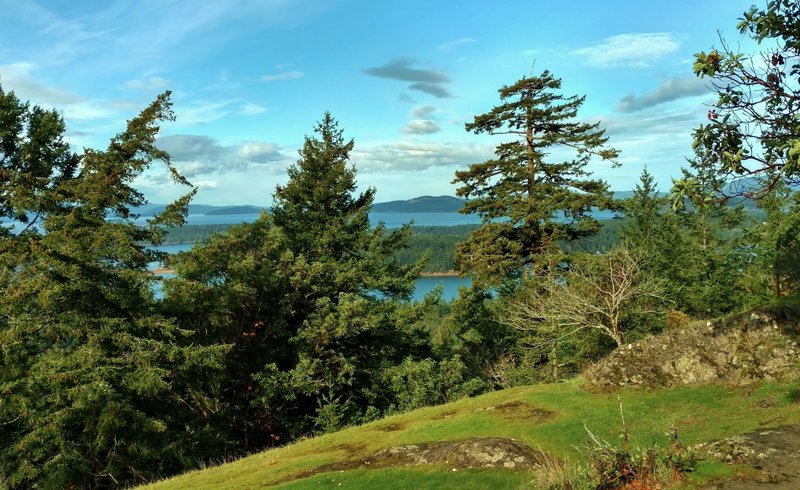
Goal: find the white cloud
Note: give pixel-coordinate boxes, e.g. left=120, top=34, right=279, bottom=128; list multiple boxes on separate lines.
left=571, top=33, right=680, bottom=68
left=171, top=99, right=236, bottom=126
left=0, top=62, right=120, bottom=124
left=177, top=161, right=218, bottom=178
left=352, top=140, right=494, bottom=173
left=402, top=105, right=441, bottom=134
left=410, top=105, right=436, bottom=118
left=194, top=180, right=218, bottom=189
left=617, top=76, right=707, bottom=112
left=0, top=62, right=83, bottom=106
left=261, top=70, right=304, bottom=82
left=124, top=75, right=171, bottom=91
left=403, top=119, right=441, bottom=135
left=156, top=134, right=288, bottom=177
left=238, top=142, right=281, bottom=163
left=437, top=37, right=476, bottom=51
left=241, top=103, right=267, bottom=115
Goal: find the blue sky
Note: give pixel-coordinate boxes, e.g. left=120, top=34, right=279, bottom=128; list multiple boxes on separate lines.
left=0, top=0, right=757, bottom=205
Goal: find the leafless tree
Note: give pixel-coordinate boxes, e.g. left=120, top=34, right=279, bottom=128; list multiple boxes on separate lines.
left=501, top=246, right=670, bottom=348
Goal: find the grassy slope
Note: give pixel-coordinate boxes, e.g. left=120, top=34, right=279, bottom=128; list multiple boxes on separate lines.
left=145, top=379, right=800, bottom=489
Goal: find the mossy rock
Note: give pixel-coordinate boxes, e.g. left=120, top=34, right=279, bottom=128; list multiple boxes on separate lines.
left=585, top=305, right=800, bottom=390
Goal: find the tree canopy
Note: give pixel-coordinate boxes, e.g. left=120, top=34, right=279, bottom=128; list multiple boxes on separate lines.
left=162, top=113, right=430, bottom=452
left=453, top=70, right=619, bottom=287
left=0, top=86, right=226, bottom=488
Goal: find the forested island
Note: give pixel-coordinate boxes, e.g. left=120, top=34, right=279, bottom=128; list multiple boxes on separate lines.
left=2, top=2, right=800, bottom=489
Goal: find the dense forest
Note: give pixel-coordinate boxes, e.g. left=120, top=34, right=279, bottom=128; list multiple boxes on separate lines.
left=1, top=2, right=800, bottom=488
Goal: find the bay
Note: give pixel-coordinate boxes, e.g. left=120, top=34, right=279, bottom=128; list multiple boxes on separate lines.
left=149, top=242, right=470, bottom=302
left=127, top=211, right=481, bottom=228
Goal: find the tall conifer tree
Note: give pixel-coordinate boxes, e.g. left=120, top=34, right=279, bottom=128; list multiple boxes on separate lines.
left=164, top=113, right=424, bottom=450
left=453, top=71, right=619, bottom=287
left=0, top=88, right=226, bottom=488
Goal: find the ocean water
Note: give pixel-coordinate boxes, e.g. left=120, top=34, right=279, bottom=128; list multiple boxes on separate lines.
left=129, top=211, right=481, bottom=228
left=149, top=242, right=470, bottom=302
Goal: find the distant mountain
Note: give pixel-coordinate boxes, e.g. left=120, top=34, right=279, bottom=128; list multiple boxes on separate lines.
left=204, top=205, right=264, bottom=216
left=372, top=196, right=465, bottom=213
left=121, top=204, right=224, bottom=217
left=612, top=191, right=636, bottom=200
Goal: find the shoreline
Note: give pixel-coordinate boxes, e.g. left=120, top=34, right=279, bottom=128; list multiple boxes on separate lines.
left=420, top=270, right=460, bottom=277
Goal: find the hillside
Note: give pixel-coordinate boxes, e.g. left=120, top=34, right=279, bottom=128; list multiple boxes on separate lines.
left=371, top=196, right=465, bottom=213
left=144, top=379, right=800, bottom=489
left=204, top=205, right=264, bottom=216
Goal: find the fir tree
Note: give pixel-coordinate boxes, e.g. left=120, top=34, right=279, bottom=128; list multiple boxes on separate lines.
left=453, top=70, right=619, bottom=287
left=0, top=88, right=226, bottom=488
left=164, top=113, right=425, bottom=452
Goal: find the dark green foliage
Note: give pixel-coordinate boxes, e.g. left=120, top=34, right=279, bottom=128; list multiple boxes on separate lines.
left=384, top=356, right=485, bottom=412
left=395, top=226, right=479, bottom=272
left=432, top=287, right=519, bottom=384
left=0, top=86, right=79, bottom=231
left=453, top=70, right=619, bottom=287
left=161, top=223, right=232, bottom=243
left=745, top=182, right=800, bottom=296
left=0, top=87, right=226, bottom=488
left=163, top=113, right=427, bottom=453
left=560, top=218, right=621, bottom=253
left=159, top=221, right=621, bottom=274
left=624, top=168, right=756, bottom=318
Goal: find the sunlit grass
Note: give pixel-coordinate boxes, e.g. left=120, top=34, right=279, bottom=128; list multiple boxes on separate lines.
left=144, top=380, right=800, bottom=489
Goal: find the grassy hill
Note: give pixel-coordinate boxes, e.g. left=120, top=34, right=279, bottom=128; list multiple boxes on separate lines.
left=143, top=379, right=800, bottom=489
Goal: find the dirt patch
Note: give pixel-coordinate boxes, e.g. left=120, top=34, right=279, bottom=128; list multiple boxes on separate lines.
left=330, top=442, right=367, bottom=456
left=695, top=424, right=800, bottom=489
left=276, top=437, right=549, bottom=485
left=472, top=401, right=555, bottom=423
left=431, top=410, right=457, bottom=420
left=493, top=401, right=555, bottom=422
left=375, top=422, right=407, bottom=432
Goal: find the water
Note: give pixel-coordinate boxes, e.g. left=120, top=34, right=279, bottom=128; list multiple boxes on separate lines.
left=413, top=276, right=471, bottom=302
left=149, top=242, right=471, bottom=302
left=126, top=211, right=481, bottom=228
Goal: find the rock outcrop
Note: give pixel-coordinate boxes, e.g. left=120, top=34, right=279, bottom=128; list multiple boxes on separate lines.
left=585, top=304, right=800, bottom=389
left=695, top=425, right=800, bottom=489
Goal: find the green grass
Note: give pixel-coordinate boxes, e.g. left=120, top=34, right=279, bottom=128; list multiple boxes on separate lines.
left=144, top=379, right=800, bottom=489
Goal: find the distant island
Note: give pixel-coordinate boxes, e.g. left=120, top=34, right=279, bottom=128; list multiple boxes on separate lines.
left=204, top=205, right=265, bottom=216
left=371, top=196, right=465, bottom=213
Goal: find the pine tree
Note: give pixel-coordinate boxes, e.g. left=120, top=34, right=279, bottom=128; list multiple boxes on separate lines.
left=621, top=170, right=690, bottom=307
left=0, top=88, right=226, bottom=488
left=745, top=182, right=800, bottom=297
left=673, top=149, right=753, bottom=316
left=453, top=70, right=619, bottom=287
left=163, top=113, right=425, bottom=451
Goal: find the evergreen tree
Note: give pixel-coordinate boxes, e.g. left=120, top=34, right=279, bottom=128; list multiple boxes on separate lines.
left=453, top=70, right=619, bottom=287
left=672, top=150, right=752, bottom=316
left=745, top=182, right=800, bottom=297
left=164, top=113, right=425, bottom=452
left=624, top=163, right=757, bottom=318
left=0, top=88, right=226, bottom=488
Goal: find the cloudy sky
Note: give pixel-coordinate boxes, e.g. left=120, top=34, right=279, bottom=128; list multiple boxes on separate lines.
left=0, top=0, right=756, bottom=205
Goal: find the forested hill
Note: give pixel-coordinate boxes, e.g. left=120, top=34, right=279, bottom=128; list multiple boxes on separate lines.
left=371, top=195, right=465, bottom=213
left=127, top=196, right=466, bottom=217
left=204, top=205, right=264, bottom=216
